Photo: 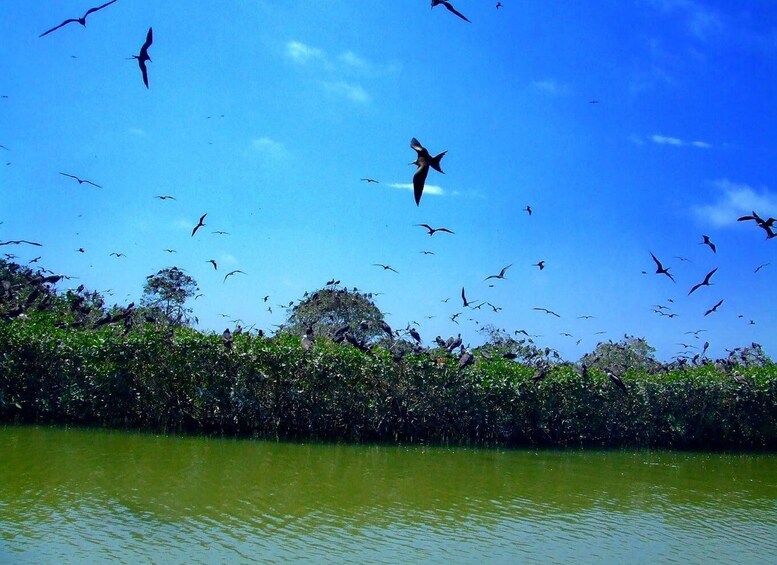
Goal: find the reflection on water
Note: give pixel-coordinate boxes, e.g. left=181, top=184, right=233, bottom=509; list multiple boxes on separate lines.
left=1, top=426, right=776, bottom=563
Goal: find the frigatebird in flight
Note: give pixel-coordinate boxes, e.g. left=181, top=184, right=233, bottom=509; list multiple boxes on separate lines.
left=410, top=138, right=446, bottom=206
left=431, top=0, right=471, bottom=23
left=191, top=213, right=207, bottom=236
left=688, top=268, right=717, bottom=295
left=416, top=223, right=454, bottom=236
left=650, top=252, right=675, bottom=282
left=60, top=172, right=102, bottom=188
left=373, top=263, right=398, bottom=273
left=704, top=299, right=724, bottom=316
left=39, top=0, right=118, bottom=38
left=133, top=27, right=153, bottom=88
left=485, top=264, right=512, bottom=281
left=700, top=235, right=716, bottom=253
left=223, top=270, right=246, bottom=283
left=533, top=307, right=560, bottom=317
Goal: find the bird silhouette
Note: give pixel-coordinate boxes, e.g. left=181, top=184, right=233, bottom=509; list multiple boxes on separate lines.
left=524, top=205, right=532, bottom=215
left=461, top=287, right=473, bottom=308
left=754, top=263, right=770, bottom=273
left=410, top=138, right=446, bottom=206
left=650, top=252, right=675, bottom=282
left=485, top=264, right=512, bottom=281
left=109, top=252, right=125, bottom=257
left=420, top=250, right=435, bottom=255
left=409, top=327, right=422, bottom=344
left=533, top=307, right=560, bottom=317
left=155, top=195, right=175, bottom=200
left=133, top=27, right=153, bottom=88
left=191, top=213, right=207, bottom=236
left=39, top=0, right=118, bottom=38
left=372, top=263, right=398, bottom=273
left=700, top=235, right=716, bottom=253
left=688, top=268, right=717, bottom=295
left=737, top=211, right=776, bottom=239
left=360, top=178, right=379, bottom=183
left=416, top=223, right=454, bottom=236
left=0, top=240, right=42, bottom=247
left=704, top=299, right=724, bottom=316
left=223, top=270, right=246, bottom=282
left=207, top=260, right=218, bottom=270
left=212, top=230, right=229, bottom=235
left=431, top=0, right=471, bottom=23
left=533, top=261, right=545, bottom=270
left=60, top=172, right=102, bottom=188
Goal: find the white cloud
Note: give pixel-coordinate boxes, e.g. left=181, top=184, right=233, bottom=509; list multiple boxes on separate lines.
left=251, top=136, right=287, bottom=158
left=629, top=134, right=645, bottom=146
left=531, top=79, right=569, bottom=96
left=651, top=134, right=684, bottom=146
left=322, top=81, right=370, bottom=104
left=650, top=134, right=712, bottom=148
left=388, top=183, right=444, bottom=196
left=338, top=50, right=369, bottom=70
left=285, top=41, right=324, bottom=64
left=128, top=127, right=146, bottom=137
left=693, top=179, right=777, bottom=227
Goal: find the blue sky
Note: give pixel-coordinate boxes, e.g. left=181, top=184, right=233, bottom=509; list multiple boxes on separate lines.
left=1, top=0, right=776, bottom=361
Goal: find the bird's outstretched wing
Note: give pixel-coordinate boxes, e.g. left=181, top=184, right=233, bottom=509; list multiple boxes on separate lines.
left=39, top=18, right=80, bottom=38
left=413, top=160, right=429, bottom=206
left=441, top=1, right=471, bottom=22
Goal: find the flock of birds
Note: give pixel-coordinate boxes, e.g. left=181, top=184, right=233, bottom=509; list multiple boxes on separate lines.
left=1, top=1, right=774, bottom=370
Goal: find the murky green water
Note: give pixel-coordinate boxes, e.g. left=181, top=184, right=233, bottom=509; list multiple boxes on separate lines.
left=1, top=426, right=776, bottom=564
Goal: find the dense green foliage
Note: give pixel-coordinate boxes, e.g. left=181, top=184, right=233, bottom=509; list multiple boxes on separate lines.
left=1, top=313, right=775, bottom=449
left=1, top=258, right=776, bottom=449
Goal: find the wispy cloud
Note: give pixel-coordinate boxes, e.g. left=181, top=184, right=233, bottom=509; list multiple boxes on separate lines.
left=640, top=134, right=713, bottom=148
left=650, top=0, right=724, bottom=42
left=531, top=79, right=569, bottom=96
left=388, top=183, right=445, bottom=196
left=283, top=40, right=398, bottom=104
left=693, top=179, right=777, bottom=227
left=285, top=41, right=324, bottom=64
left=251, top=136, right=287, bottom=158
left=322, top=81, right=370, bottom=104
left=128, top=127, right=146, bottom=137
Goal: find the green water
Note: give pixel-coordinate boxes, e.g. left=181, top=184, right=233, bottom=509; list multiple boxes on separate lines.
left=1, top=426, right=776, bottom=564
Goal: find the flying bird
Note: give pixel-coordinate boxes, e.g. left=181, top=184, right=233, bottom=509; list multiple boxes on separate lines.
left=223, top=270, right=246, bottom=283
left=416, top=223, right=454, bottom=236
left=191, top=213, right=207, bottom=236
left=461, top=287, right=473, bottom=308
left=409, top=138, right=446, bottom=206
left=109, top=252, right=125, bottom=257
left=0, top=240, right=42, bottom=247
left=700, top=235, right=716, bottom=253
left=524, top=205, right=532, bottom=216
left=704, top=299, right=724, bottom=316
left=419, top=250, right=435, bottom=255
left=650, top=252, right=675, bottom=282
left=155, top=195, right=176, bottom=200
left=754, top=263, right=770, bottom=273
left=133, top=27, right=153, bottom=88
left=60, top=172, right=102, bottom=188
left=212, top=231, right=230, bottom=235
left=207, top=260, right=217, bottom=270
left=360, top=178, right=379, bottom=183
left=485, top=264, right=512, bottom=281
left=372, top=263, right=398, bottom=273
left=688, top=268, right=718, bottom=295
left=533, top=307, right=560, bottom=317
left=737, top=211, right=777, bottom=239
left=39, top=0, right=118, bottom=38
left=431, top=0, right=471, bottom=23
left=533, top=261, right=545, bottom=270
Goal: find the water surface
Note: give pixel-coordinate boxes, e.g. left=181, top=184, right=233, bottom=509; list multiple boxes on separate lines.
left=1, top=426, right=776, bottom=563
